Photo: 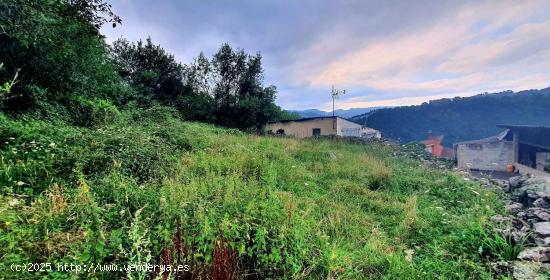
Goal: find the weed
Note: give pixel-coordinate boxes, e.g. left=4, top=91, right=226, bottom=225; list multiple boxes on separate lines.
left=0, top=108, right=504, bottom=279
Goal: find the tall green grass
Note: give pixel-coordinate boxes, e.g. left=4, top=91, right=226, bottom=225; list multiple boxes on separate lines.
left=0, top=107, right=507, bottom=279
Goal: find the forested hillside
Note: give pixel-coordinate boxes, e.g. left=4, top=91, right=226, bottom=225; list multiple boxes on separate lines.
left=353, top=88, right=550, bottom=146
left=291, top=107, right=384, bottom=119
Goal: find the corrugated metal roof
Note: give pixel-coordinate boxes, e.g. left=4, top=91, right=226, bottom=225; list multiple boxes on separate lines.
left=496, top=125, right=550, bottom=149
left=497, top=124, right=550, bottom=130
left=455, top=129, right=511, bottom=145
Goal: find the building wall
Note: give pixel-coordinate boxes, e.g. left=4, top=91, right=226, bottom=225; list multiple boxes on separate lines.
left=432, top=142, right=443, bottom=157
left=516, top=163, right=550, bottom=178
left=456, top=141, right=514, bottom=171
left=264, top=118, right=337, bottom=138
left=536, top=152, right=550, bottom=171
left=336, top=118, right=362, bottom=137
left=362, top=127, right=381, bottom=139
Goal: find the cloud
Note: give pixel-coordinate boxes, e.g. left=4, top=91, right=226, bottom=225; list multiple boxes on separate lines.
left=101, top=0, right=550, bottom=109
left=437, top=20, right=550, bottom=73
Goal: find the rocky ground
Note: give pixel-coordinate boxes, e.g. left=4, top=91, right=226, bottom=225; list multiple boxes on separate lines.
left=470, top=173, right=550, bottom=279
left=348, top=139, right=549, bottom=278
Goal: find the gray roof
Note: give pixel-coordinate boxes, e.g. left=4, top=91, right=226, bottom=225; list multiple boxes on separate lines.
left=455, top=129, right=511, bottom=145
left=497, top=124, right=550, bottom=129
left=497, top=124, right=550, bottom=149
left=497, top=124, right=550, bottom=130
left=268, top=116, right=362, bottom=125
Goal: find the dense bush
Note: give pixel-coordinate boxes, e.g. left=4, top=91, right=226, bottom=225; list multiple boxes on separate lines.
left=70, top=98, right=120, bottom=127
left=0, top=0, right=127, bottom=117
left=1, top=0, right=291, bottom=131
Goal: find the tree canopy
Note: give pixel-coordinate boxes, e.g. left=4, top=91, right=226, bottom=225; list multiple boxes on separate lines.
left=1, top=0, right=290, bottom=130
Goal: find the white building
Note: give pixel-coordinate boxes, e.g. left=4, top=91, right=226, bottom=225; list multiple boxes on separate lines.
left=264, top=116, right=380, bottom=139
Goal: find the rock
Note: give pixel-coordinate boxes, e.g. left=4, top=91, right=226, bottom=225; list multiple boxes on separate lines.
left=404, top=249, right=414, bottom=263
left=511, top=228, right=531, bottom=244
left=514, top=191, right=550, bottom=207
left=534, top=209, right=550, bottom=222
left=535, top=237, right=550, bottom=247
left=528, top=192, right=542, bottom=200
left=491, top=215, right=514, bottom=225
left=496, top=226, right=531, bottom=243
left=509, top=175, right=528, bottom=189
left=513, top=178, right=550, bottom=197
left=533, top=197, right=550, bottom=209
left=534, top=222, right=550, bottom=236
left=517, top=247, right=550, bottom=262
left=506, top=203, right=524, bottom=214
left=520, top=208, right=550, bottom=222
left=328, top=152, right=337, bottom=160
left=513, top=218, right=530, bottom=230
left=490, top=261, right=512, bottom=276
left=513, top=261, right=550, bottom=280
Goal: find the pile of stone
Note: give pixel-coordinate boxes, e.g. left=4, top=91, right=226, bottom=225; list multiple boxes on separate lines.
left=491, top=174, right=550, bottom=279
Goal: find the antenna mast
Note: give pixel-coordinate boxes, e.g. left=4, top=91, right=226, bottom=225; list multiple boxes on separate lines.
left=331, top=85, right=346, bottom=129
left=331, top=85, right=346, bottom=117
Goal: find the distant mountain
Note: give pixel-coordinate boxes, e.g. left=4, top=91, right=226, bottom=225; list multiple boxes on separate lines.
left=290, top=109, right=327, bottom=118
left=291, top=107, right=384, bottom=119
left=352, top=87, right=550, bottom=146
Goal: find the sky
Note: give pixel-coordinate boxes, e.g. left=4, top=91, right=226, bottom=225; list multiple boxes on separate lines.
left=101, top=0, right=550, bottom=111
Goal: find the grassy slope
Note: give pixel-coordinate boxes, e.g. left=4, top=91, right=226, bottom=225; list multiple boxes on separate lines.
left=0, top=107, right=509, bottom=279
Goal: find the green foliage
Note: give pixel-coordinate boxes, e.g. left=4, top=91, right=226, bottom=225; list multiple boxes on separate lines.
left=0, top=1, right=516, bottom=278
left=0, top=108, right=510, bottom=279
left=1, top=0, right=291, bottom=130
left=0, top=63, right=18, bottom=96
left=111, top=39, right=285, bottom=130
left=70, top=98, right=120, bottom=127
left=274, top=109, right=302, bottom=121
left=0, top=0, right=128, bottom=122
left=356, top=88, right=550, bottom=146
left=124, top=207, right=152, bottom=280
left=111, top=37, right=186, bottom=106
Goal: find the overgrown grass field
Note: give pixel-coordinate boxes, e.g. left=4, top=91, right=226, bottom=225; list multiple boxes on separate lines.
left=0, top=107, right=512, bottom=279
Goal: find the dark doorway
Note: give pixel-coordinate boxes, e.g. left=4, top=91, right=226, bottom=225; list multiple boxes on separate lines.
left=518, top=143, right=550, bottom=170
left=312, top=128, right=321, bottom=136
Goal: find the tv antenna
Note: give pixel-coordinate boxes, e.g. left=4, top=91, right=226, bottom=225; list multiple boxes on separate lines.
left=331, top=85, right=346, bottom=118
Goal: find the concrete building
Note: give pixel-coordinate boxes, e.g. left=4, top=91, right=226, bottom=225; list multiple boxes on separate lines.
left=455, top=129, right=514, bottom=171
left=455, top=125, right=550, bottom=175
left=264, top=116, right=380, bottom=139
left=498, top=125, right=550, bottom=176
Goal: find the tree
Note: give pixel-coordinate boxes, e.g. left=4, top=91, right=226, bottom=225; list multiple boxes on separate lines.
left=1, top=0, right=291, bottom=130
left=0, top=0, right=125, bottom=117
left=111, top=37, right=186, bottom=106
left=209, top=44, right=279, bottom=130
left=179, top=52, right=214, bottom=121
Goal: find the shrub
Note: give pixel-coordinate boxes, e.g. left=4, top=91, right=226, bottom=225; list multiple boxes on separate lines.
left=70, top=98, right=120, bottom=127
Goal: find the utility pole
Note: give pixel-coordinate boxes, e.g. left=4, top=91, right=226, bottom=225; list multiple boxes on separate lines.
left=331, top=85, right=346, bottom=129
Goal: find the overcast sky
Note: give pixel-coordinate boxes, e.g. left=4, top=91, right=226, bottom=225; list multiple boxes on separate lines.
left=101, top=0, right=550, bottom=110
